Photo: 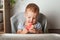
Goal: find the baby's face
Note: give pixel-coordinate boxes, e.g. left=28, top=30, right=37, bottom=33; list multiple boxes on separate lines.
left=25, top=10, right=38, bottom=25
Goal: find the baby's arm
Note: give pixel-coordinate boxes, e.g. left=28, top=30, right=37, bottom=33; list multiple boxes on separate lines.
left=28, top=24, right=43, bottom=34
left=28, top=25, right=37, bottom=34
left=17, top=23, right=28, bottom=34
left=17, top=28, right=28, bottom=34
left=28, top=28, right=43, bottom=34
left=28, top=28, right=36, bottom=34
left=35, top=29, right=43, bottom=33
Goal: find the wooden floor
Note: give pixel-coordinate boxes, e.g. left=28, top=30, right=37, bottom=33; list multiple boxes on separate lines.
left=48, top=29, right=60, bottom=34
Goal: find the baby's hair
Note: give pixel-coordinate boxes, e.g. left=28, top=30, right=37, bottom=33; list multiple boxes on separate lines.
left=25, top=3, right=39, bottom=14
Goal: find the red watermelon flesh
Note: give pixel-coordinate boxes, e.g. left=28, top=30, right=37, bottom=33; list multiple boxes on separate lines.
left=26, top=23, right=32, bottom=30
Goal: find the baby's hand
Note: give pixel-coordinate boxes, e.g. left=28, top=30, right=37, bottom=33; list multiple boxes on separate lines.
left=28, top=25, right=36, bottom=33
left=29, top=28, right=36, bottom=33
left=17, top=28, right=28, bottom=34
left=22, top=28, right=28, bottom=34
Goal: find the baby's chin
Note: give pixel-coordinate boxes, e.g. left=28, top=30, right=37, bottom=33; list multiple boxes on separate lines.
left=28, top=22, right=36, bottom=25
left=32, top=22, right=37, bottom=25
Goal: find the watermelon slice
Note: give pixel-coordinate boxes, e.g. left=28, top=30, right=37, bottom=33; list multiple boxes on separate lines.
left=26, top=23, right=32, bottom=30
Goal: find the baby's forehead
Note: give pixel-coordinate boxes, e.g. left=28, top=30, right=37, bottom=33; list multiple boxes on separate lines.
left=26, top=8, right=39, bottom=13
left=26, top=10, right=38, bottom=15
left=27, top=13, right=38, bottom=17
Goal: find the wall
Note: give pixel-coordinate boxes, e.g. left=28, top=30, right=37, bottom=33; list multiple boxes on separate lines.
left=12, top=0, right=60, bottom=29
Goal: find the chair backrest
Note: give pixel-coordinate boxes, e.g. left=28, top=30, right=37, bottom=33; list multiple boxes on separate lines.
left=10, top=12, right=47, bottom=33
left=10, top=12, right=25, bottom=33
left=37, top=13, right=47, bottom=33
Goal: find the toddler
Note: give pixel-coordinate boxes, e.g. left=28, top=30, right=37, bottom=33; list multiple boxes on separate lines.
left=17, top=3, right=42, bottom=34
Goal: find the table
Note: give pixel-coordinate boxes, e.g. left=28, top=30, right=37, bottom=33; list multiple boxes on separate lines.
left=0, top=34, right=60, bottom=40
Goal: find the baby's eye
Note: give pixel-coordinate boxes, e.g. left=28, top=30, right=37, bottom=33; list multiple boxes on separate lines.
left=33, top=18, right=36, bottom=19
left=28, top=17, right=31, bottom=18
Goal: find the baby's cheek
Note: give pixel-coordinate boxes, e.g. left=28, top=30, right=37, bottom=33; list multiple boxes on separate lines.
left=28, top=19, right=32, bottom=23
left=33, top=19, right=36, bottom=23
left=28, top=20, right=30, bottom=23
left=26, top=19, right=30, bottom=22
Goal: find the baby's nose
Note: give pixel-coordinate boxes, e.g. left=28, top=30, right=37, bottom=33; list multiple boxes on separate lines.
left=30, top=18, right=33, bottom=22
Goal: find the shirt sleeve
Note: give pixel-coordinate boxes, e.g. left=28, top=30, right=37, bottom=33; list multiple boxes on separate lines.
left=17, top=23, right=24, bottom=30
left=35, top=22, right=42, bottom=30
